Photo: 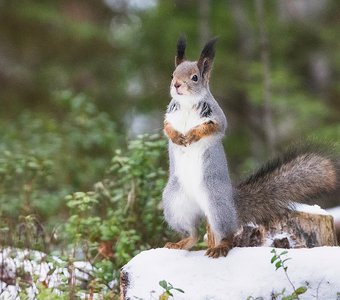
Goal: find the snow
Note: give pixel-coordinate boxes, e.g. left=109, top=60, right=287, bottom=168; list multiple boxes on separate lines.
left=0, top=248, right=101, bottom=299
left=294, top=203, right=329, bottom=215
left=328, top=206, right=340, bottom=233
left=123, top=247, right=340, bottom=300
left=264, top=231, right=296, bottom=247
left=327, top=206, right=340, bottom=223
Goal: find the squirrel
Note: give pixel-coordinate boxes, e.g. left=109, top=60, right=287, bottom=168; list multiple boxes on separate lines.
left=162, top=36, right=339, bottom=258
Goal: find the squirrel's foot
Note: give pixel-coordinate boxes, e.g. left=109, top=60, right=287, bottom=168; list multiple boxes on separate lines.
left=205, top=237, right=233, bottom=258
left=164, top=242, right=184, bottom=249
left=205, top=245, right=231, bottom=258
left=164, top=236, right=199, bottom=250
left=173, top=134, right=188, bottom=146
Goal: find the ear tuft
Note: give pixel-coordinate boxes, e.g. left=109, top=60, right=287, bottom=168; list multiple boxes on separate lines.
left=197, top=37, right=218, bottom=79
left=199, top=37, right=218, bottom=62
left=175, top=35, right=186, bottom=66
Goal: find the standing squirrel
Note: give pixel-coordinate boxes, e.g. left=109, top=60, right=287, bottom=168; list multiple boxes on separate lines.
left=162, top=36, right=339, bottom=258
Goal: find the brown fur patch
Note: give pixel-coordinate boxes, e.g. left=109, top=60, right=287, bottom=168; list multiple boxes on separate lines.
left=164, top=121, right=220, bottom=146
left=206, top=222, right=216, bottom=249
left=186, top=122, right=220, bottom=145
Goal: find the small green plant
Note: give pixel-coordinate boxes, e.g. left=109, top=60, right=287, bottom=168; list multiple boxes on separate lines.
left=270, top=249, right=307, bottom=300
left=60, top=134, right=172, bottom=295
left=159, top=280, right=184, bottom=299
left=246, top=296, right=264, bottom=300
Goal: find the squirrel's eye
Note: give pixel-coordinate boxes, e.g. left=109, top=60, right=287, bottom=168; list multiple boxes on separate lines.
left=191, top=74, right=198, bottom=82
left=171, top=75, right=174, bottom=79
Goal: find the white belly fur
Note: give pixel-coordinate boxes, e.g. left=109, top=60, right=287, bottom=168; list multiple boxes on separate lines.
left=166, top=104, right=211, bottom=134
left=166, top=102, right=216, bottom=216
left=172, top=137, right=215, bottom=214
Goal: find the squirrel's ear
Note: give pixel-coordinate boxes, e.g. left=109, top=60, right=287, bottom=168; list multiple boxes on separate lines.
left=197, top=37, right=218, bottom=80
left=175, top=35, right=186, bottom=67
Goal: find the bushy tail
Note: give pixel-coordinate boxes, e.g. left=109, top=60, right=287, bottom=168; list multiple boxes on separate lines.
left=235, top=146, right=339, bottom=225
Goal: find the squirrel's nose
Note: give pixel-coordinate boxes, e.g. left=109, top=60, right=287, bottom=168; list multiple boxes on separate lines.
left=174, top=82, right=181, bottom=89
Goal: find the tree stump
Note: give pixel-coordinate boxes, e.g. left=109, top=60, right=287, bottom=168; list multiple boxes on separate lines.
left=121, top=210, right=338, bottom=299
left=207, top=210, right=338, bottom=249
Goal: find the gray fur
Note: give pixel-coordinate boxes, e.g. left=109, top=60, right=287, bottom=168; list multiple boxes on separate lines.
left=203, top=141, right=239, bottom=238
left=206, top=96, right=227, bottom=132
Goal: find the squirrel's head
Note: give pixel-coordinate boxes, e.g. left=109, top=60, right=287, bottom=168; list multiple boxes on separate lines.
left=170, top=36, right=218, bottom=99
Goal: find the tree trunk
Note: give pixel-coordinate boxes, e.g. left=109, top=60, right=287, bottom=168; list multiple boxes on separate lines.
left=198, top=0, right=210, bottom=47
left=229, top=0, right=265, bottom=161
left=255, top=0, right=276, bottom=154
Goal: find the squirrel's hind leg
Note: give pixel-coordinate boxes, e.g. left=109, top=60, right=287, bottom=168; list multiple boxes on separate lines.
left=205, top=236, right=234, bottom=258
left=162, top=179, right=202, bottom=251
left=205, top=221, right=234, bottom=258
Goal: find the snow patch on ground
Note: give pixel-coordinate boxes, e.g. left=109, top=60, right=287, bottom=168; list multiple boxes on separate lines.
left=0, top=248, right=102, bottom=299
left=123, top=247, right=340, bottom=300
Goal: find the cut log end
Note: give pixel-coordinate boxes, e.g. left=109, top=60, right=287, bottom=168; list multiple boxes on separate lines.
left=233, top=211, right=338, bottom=249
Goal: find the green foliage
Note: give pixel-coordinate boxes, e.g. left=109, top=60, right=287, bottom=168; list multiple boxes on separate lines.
left=0, top=151, right=53, bottom=217
left=0, top=93, right=169, bottom=297
left=159, top=280, right=185, bottom=299
left=246, top=296, right=264, bottom=300
left=247, top=249, right=312, bottom=300
left=35, top=283, right=69, bottom=300
left=270, top=249, right=307, bottom=300
left=0, top=91, right=119, bottom=230
left=60, top=134, right=170, bottom=292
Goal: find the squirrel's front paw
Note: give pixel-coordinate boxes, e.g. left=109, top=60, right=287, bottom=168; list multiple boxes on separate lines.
left=185, top=131, right=200, bottom=145
left=171, top=133, right=188, bottom=146
left=164, top=121, right=187, bottom=146
left=185, top=122, right=220, bottom=145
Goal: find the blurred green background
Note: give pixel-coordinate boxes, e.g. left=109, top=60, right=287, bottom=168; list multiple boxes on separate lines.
left=0, top=0, right=339, bottom=286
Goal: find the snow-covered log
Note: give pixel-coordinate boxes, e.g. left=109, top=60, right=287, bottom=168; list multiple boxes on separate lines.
left=121, top=205, right=339, bottom=300
left=121, top=247, right=340, bottom=300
